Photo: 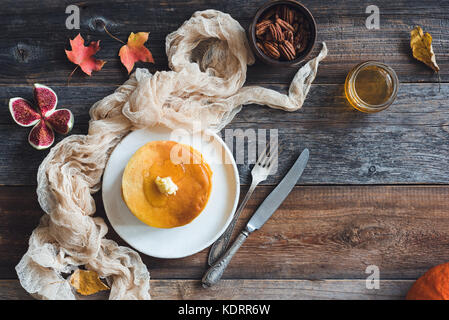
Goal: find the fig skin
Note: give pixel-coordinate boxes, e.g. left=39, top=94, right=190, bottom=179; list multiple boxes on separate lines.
left=8, top=84, right=74, bottom=150
left=33, top=83, right=58, bottom=116
left=45, top=109, right=74, bottom=135
left=28, top=120, right=55, bottom=150
left=9, top=98, right=41, bottom=127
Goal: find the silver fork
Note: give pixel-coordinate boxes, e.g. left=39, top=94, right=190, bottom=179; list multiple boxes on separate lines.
left=207, top=140, right=279, bottom=266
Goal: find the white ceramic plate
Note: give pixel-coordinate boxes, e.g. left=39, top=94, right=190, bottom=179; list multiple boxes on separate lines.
left=102, top=126, right=240, bottom=259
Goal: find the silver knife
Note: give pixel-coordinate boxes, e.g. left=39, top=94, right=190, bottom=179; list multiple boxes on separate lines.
left=202, top=148, right=309, bottom=287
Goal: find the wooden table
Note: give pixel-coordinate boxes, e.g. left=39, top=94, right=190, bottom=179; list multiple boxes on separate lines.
left=1, top=0, right=449, bottom=300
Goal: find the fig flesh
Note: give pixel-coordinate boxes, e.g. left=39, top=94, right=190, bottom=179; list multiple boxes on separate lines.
left=9, top=84, right=74, bottom=150
left=28, top=120, right=55, bottom=150
left=9, top=98, right=41, bottom=127
left=33, top=83, right=58, bottom=115
left=45, top=109, right=74, bottom=135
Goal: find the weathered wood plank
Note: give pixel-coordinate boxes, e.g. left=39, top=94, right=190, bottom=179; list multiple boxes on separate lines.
left=1, top=185, right=448, bottom=280
left=0, top=279, right=413, bottom=300
left=0, top=0, right=448, bottom=86
left=1, top=83, right=448, bottom=185
left=1, top=0, right=447, bottom=302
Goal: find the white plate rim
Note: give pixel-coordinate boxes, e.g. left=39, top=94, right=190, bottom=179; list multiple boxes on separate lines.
left=101, top=127, right=240, bottom=259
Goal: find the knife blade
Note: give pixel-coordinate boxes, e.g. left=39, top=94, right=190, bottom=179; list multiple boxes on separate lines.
left=202, top=148, right=309, bottom=287
left=246, top=148, right=309, bottom=233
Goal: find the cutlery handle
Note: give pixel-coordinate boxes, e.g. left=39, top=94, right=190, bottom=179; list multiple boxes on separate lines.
left=208, top=182, right=257, bottom=265
left=202, top=229, right=249, bottom=288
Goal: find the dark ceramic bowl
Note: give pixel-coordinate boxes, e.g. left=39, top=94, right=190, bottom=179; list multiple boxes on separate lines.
left=248, top=0, right=317, bottom=67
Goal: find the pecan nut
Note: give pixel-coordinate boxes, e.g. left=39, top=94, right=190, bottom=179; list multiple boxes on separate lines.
left=294, top=32, right=308, bottom=53
left=262, top=41, right=281, bottom=59
left=256, top=41, right=268, bottom=56
left=279, top=40, right=296, bottom=60
left=298, top=36, right=308, bottom=53
left=284, top=30, right=294, bottom=44
left=254, top=4, right=310, bottom=61
left=275, top=17, right=295, bottom=33
left=294, top=33, right=301, bottom=48
left=281, top=6, right=295, bottom=25
left=268, top=22, right=284, bottom=42
left=255, top=20, right=271, bottom=38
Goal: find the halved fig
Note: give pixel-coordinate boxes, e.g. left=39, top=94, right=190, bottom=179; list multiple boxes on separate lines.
left=9, top=97, right=41, bottom=127
left=45, top=109, right=74, bottom=134
left=10, top=84, right=74, bottom=150
left=28, top=120, right=55, bottom=150
left=34, top=83, right=58, bottom=116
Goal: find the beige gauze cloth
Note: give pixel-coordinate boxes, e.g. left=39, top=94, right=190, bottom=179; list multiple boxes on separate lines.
left=16, top=10, right=327, bottom=300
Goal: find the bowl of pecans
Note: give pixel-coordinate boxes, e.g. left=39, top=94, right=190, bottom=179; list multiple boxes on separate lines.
left=248, top=0, right=317, bottom=66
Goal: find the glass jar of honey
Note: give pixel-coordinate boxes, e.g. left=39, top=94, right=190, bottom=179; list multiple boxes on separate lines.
left=345, top=61, right=399, bottom=113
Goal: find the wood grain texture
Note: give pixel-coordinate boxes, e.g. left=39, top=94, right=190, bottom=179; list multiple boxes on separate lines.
left=0, top=0, right=447, bottom=86
left=0, top=279, right=413, bottom=300
left=1, top=185, right=449, bottom=280
left=1, top=0, right=449, bottom=301
left=1, top=83, right=448, bottom=185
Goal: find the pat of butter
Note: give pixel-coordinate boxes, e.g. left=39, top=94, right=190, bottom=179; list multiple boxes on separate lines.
left=155, top=176, right=178, bottom=195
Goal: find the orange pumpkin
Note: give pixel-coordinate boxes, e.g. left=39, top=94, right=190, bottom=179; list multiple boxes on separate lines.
left=406, top=262, right=449, bottom=300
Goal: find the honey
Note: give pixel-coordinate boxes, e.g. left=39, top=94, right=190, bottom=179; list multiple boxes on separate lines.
left=345, top=61, right=399, bottom=113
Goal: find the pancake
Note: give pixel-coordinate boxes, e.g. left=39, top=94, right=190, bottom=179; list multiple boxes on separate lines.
left=122, top=140, right=212, bottom=228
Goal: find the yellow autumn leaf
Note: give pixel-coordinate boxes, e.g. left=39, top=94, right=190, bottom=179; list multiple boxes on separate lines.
left=69, top=269, right=110, bottom=296
left=410, top=26, right=439, bottom=72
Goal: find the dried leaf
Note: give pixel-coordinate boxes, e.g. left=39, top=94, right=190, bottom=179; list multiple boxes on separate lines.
left=119, top=32, right=155, bottom=74
left=410, top=26, right=439, bottom=72
left=65, top=34, right=106, bottom=76
left=69, top=269, right=110, bottom=296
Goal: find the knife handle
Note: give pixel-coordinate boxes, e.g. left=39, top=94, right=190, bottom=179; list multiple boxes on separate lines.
left=202, top=229, right=249, bottom=287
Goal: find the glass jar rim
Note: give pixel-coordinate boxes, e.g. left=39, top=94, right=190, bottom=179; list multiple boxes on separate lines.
left=347, top=61, right=399, bottom=112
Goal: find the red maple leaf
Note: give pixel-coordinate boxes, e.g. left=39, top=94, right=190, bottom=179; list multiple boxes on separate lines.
left=65, top=33, right=106, bottom=76
left=119, top=32, right=154, bottom=74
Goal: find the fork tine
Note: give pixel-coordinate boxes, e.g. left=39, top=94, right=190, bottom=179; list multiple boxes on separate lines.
left=264, top=140, right=278, bottom=168
left=259, top=140, right=276, bottom=168
left=267, top=143, right=280, bottom=172
left=260, top=145, right=272, bottom=167
left=256, top=143, right=269, bottom=166
left=260, top=152, right=270, bottom=167
left=256, top=139, right=279, bottom=168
